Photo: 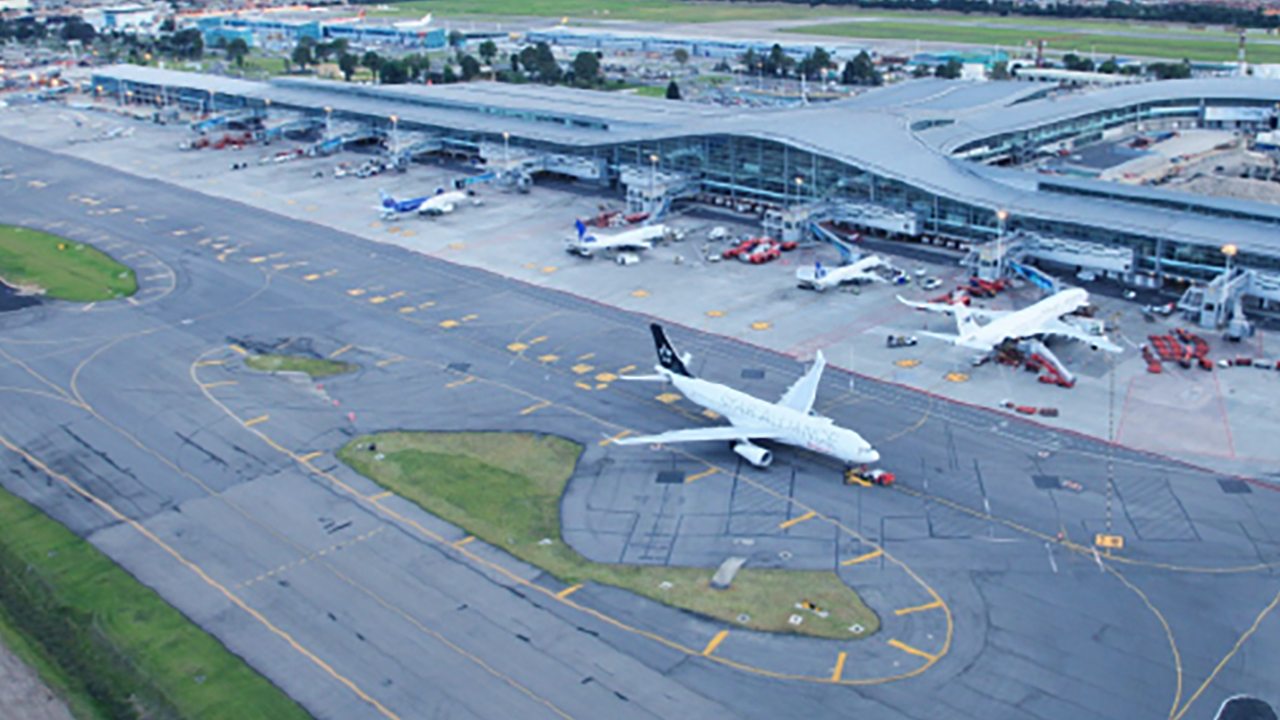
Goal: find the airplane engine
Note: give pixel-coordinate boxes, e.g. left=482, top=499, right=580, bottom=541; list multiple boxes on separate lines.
left=733, top=441, right=773, bottom=468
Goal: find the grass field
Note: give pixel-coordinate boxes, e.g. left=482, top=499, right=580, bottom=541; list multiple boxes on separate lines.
left=338, top=431, right=880, bottom=640
left=368, top=0, right=820, bottom=22
left=630, top=84, right=670, bottom=97
left=0, top=226, right=136, bottom=302
left=0, top=603, right=104, bottom=720
left=0, top=484, right=313, bottom=720
left=788, top=20, right=1279, bottom=63
left=245, top=354, right=357, bottom=378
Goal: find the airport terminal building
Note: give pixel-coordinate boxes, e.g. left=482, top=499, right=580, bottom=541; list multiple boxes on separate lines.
left=90, top=65, right=1280, bottom=305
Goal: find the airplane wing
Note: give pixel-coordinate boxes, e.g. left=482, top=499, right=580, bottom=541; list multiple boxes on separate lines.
left=896, top=295, right=1007, bottom=323
left=612, top=426, right=785, bottom=445
left=776, top=350, right=825, bottom=415
left=1040, top=319, right=1123, bottom=352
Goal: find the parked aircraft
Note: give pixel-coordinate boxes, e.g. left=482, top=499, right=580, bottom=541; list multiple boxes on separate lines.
left=393, top=13, right=432, bottom=32
left=418, top=188, right=474, bottom=216
left=797, top=254, right=890, bottom=291
left=613, top=325, right=880, bottom=468
left=566, top=219, right=666, bottom=258
left=897, top=286, right=1122, bottom=354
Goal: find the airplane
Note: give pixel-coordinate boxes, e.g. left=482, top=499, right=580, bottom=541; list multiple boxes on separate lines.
left=896, top=286, right=1122, bottom=354
left=613, top=324, right=881, bottom=469
left=327, top=9, right=365, bottom=24
left=566, top=219, right=667, bottom=258
left=796, top=254, right=890, bottom=291
left=393, top=13, right=432, bottom=31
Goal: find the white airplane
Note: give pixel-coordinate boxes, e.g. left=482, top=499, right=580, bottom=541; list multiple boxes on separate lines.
left=566, top=219, right=667, bottom=258
left=393, top=13, right=432, bottom=32
left=796, top=254, right=890, bottom=291
left=418, top=188, right=476, bottom=216
left=897, top=286, right=1122, bottom=354
left=613, top=325, right=880, bottom=468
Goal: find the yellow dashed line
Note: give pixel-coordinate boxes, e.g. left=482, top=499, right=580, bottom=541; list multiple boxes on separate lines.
left=631, top=290, right=649, bottom=298
left=369, top=296, right=388, bottom=304
left=594, top=373, right=617, bottom=382
left=375, top=356, right=403, bottom=367
left=461, top=314, right=478, bottom=322
left=298, top=452, right=323, bottom=462
left=895, top=359, right=921, bottom=368
left=369, top=491, right=393, bottom=502
left=529, top=336, right=548, bottom=344
left=574, top=381, right=593, bottom=391
left=617, top=365, right=636, bottom=374
left=571, top=364, right=594, bottom=374
left=440, top=320, right=460, bottom=329
left=895, top=600, right=944, bottom=616
left=508, top=342, right=529, bottom=353
left=348, top=288, right=367, bottom=297
left=195, top=359, right=227, bottom=367
left=389, top=291, right=405, bottom=299
left=541, top=266, right=556, bottom=273
left=244, top=415, right=269, bottom=427
left=841, top=548, right=884, bottom=566
left=702, top=409, right=721, bottom=420
left=330, top=345, right=353, bottom=359
left=537, top=354, right=559, bottom=363
left=750, top=322, right=771, bottom=331
left=446, top=376, right=475, bottom=389
left=685, top=468, right=717, bottom=484
left=201, top=381, right=238, bottom=389
left=418, top=301, right=435, bottom=309
left=578, top=353, right=595, bottom=361
left=452, top=536, right=475, bottom=548
left=706, top=310, right=725, bottom=317
left=779, top=510, right=817, bottom=530
left=520, top=401, right=552, bottom=415
left=555, top=584, right=582, bottom=599
left=229, top=345, right=248, bottom=355
left=888, top=639, right=938, bottom=662
left=655, top=392, right=681, bottom=404
left=399, top=307, right=416, bottom=313
left=303, top=273, right=321, bottom=281
left=702, top=630, right=729, bottom=657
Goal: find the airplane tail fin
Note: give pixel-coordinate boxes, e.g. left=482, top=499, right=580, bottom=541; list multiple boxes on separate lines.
left=422, top=13, right=432, bottom=23
left=814, top=261, right=826, bottom=279
left=951, top=304, right=981, bottom=338
left=574, top=219, right=587, bottom=241
left=650, top=324, right=693, bottom=378
left=378, top=189, right=393, bottom=207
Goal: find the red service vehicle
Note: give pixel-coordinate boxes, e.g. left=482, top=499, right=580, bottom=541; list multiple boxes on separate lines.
left=844, top=466, right=895, bottom=486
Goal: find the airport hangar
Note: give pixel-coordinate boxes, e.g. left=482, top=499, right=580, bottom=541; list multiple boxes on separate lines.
left=93, top=64, right=1280, bottom=311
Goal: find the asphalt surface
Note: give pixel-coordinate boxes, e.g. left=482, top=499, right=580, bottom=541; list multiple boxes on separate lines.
left=1, top=136, right=1278, bottom=720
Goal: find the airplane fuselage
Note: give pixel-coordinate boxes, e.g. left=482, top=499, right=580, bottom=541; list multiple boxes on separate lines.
left=666, top=372, right=879, bottom=465
left=960, top=287, right=1089, bottom=350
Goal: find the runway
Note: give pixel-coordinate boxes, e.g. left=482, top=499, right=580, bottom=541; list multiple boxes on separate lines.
left=1, top=136, right=1278, bottom=719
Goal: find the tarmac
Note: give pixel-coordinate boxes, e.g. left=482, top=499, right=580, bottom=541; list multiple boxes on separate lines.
left=0, top=110, right=1278, bottom=719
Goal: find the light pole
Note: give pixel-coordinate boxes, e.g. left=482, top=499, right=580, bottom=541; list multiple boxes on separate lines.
left=1223, top=243, right=1238, bottom=276
left=389, top=114, right=398, bottom=154
left=324, top=105, right=332, bottom=136
left=649, top=152, right=659, bottom=190
left=502, top=131, right=510, bottom=166
left=995, top=209, right=1008, bottom=280
left=794, top=176, right=804, bottom=205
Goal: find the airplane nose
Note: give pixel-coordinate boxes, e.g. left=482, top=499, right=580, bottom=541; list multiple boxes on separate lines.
left=865, top=449, right=880, bottom=464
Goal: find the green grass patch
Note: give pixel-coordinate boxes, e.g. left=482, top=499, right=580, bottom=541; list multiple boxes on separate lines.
left=245, top=354, right=357, bottom=379
left=0, top=484, right=313, bottom=720
left=630, top=84, right=669, bottom=98
left=337, top=431, right=880, bottom=640
left=0, top=602, right=106, bottom=720
left=370, top=0, right=844, bottom=22
left=0, top=225, right=136, bottom=302
left=786, top=20, right=1277, bottom=63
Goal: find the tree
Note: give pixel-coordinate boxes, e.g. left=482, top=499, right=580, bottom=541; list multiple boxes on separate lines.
left=459, top=53, right=481, bottom=81
left=291, top=42, right=313, bottom=69
left=61, top=18, right=97, bottom=43
left=404, top=53, right=431, bottom=81
left=798, top=46, right=831, bottom=80
left=1098, top=56, right=1119, bottom=74
left=739, top=47, right=759, bottom=74
left=517, top=45, right=538, bottom=74
left=673, top=47, right=689, bottom=66
left=532, top=41, right=561, bottom=83
left=1148, top=61, right=1191, bottom=79
left=911, top=64, right=931, bottom=78
left=226, top=37, right=249, bottom=68
left=379, top=60, right=408, bottom=84
left=479, top=39, right=498, bottom=65
left=935, top=58, right=962, bottom=79
left=572, top=50, right=600, bottom=86
left=447, top=29, right=465, bottom=49
left=1062, top=53, right=1094, bottom=72
left=990, top=60, right=1011, bottom=80
left=338, top=51, right=358, bottom=81
left=442, top=65, right=459, bottom=84
left=665, top=80, right=681, bottom=100
left=763, top=43, right=793, bottom=77
left=510, top=53, right=520, bottom=74
left=361, top=50, right=383, bottom=76
left=841, top=50, right=881, bottom=86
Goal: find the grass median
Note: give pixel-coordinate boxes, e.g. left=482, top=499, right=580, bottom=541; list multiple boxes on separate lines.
left=337, top=431, right=879, bottom=640
left=0, top=225, right=137, bottom=302
left=0, top=484, right=313, bottom=720
left=245, top=354, right=356, bottom=379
